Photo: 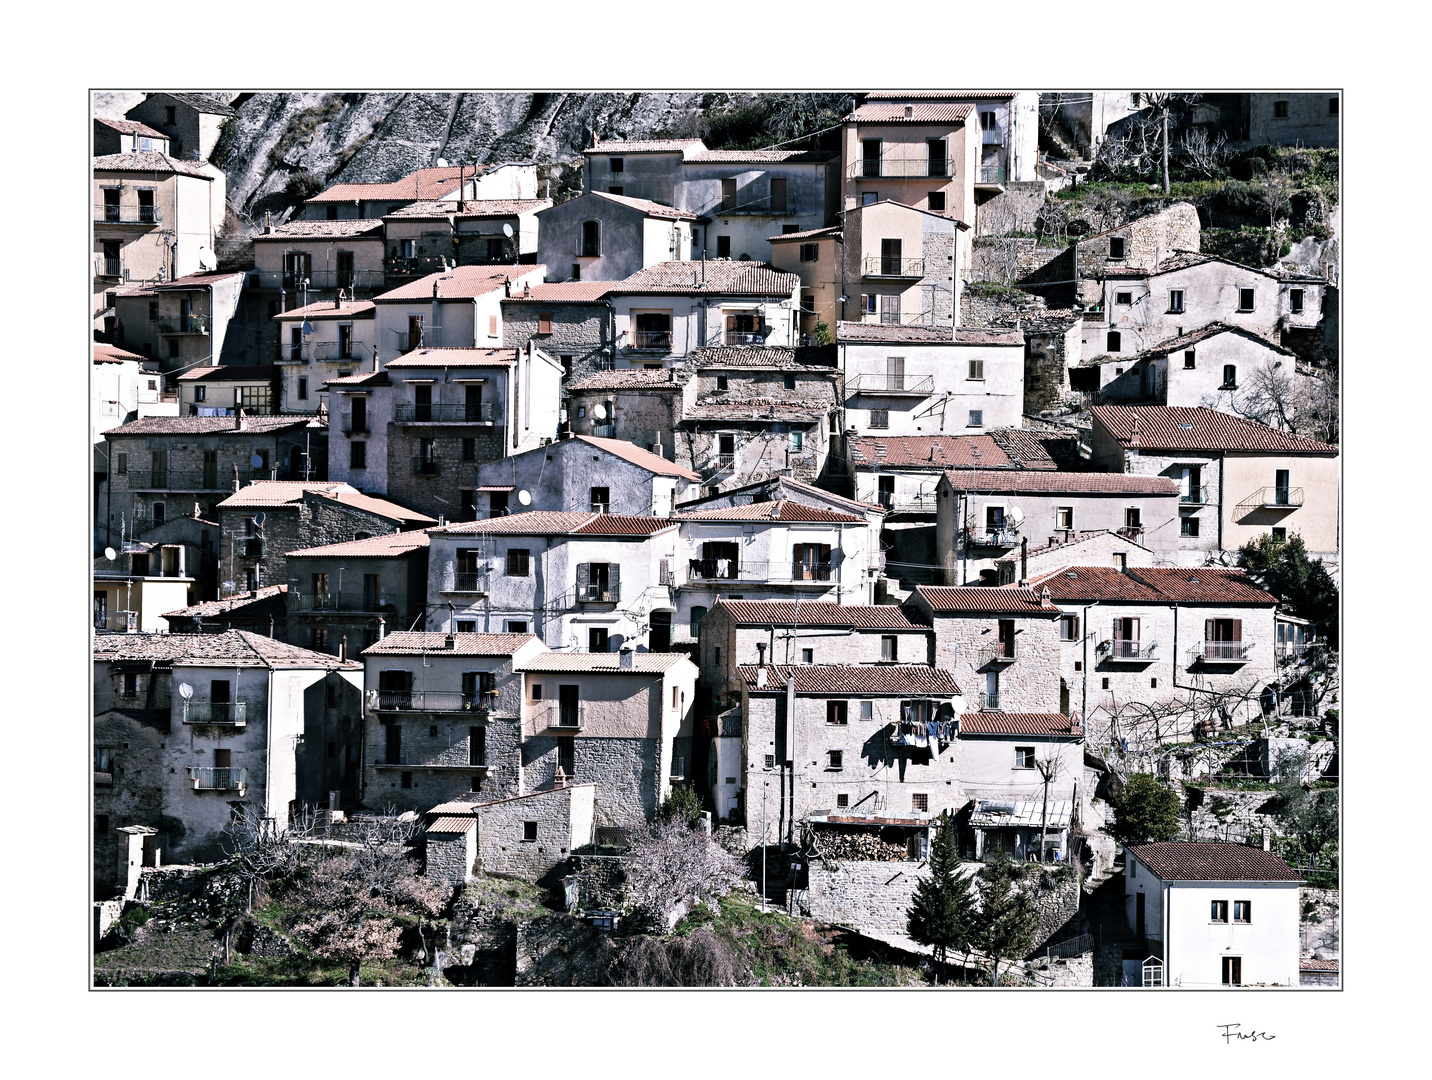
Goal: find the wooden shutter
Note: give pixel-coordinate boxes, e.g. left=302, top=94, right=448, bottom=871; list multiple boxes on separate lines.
left=576, top=563, right=589, bottom=592
left=1232, top=618, right=1242, bottom=644
left=1131, top=617, right=1140, bottom=640
left=726, top=314, right=736, bottom=331
left=538, top=312, right=553, bottom=334
left=1113, top=619, right=1124, bottom=641
left=1205, top=618, right=1215, bottom=642
left=609, top=562, right=620, bottom=596
left=659, top=558, right=670, bottom=585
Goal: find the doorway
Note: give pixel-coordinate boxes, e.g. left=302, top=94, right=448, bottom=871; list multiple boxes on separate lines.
left=1135, top=892, right=1146, bottom=937
left=649, top=610, right=672, bottom=652
left=1222, top=955, right=1242, bottom=986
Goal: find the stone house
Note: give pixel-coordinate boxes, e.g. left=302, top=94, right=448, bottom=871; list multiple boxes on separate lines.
left=606, top=260, right=802, bottom=368
left=904, top=585, right=1064, bottom=714
left=500, top=281, right=615, bottom=382
left=518, top=651, right=699, bottom=828
left=862, top=91, right=1042, bottom=188
left=371, top=264, right=546, bottom=363
left=93, top=153, right=222, bottom=334
left=177, top=365, right=280, bottom=417
left=324, top=369, right=391, bottom=492
left=564, top=368, right=690, bottom=454
left=423, top=784, right=597, bottom=884
left=378, top=198, right=549, bottom=283
left=1039, top=92, right=1141, bottom=158
left=250, top=217, right=387, bottom=300
left=94, top=541, right=195, bottom=632
left=273, top=298, right=378, bottom=413
left=424, top=511, right=680, bottom=651
left=537, top=191, right=697, bottom=283
left=297, top=164, right=539, bottom=220
left=283, top=528, right=434, bottom=656
left=841, top=99, right=980, bottom=229
left=1034, top=564, right=1281, bottom=743
left=94, top=117, right=171, bottom=156
left=1124, top=842, right=1303, bottom=988
left=582, top=139, right=707, bottom=207
left=935, top=469, right=1182, bottom=581
left=993, top=528, right=1158, bottom=585
left=373, top=345, right=563, bottom=521
left=100, top=414, right=322, bottom=549
left=93, top=343, right=167, bottom=540
left=738, top=663, right=965, bottom=845
left=1089, top=405, right=1340, bottom=565
left=93, top=630, right=363, bottom=873
left=216, top=480, right=435, bottom=594
left=837, top=322, right=1026, bottom=436
left=1245, top=93, right=1340, bottom=148
left=112, top=270, right=247, bottom=374
left=840, top=199, right=971, bottom=324
left=463, top=434, right=701, bottom=522
left=958, top=710, right=1083, bottom=861
left=161, top=584, right=290, bottom=637
left=766, top=225, right=843, bottom=340
left=135, top=508, right=222, bottom=602
left=671, top=500, right=882, bottom=647
left=360, top=631, right=547, bottom=812
left=452, top=199, right=549, bottom=266
left=124, top=92, right=236, bottom=162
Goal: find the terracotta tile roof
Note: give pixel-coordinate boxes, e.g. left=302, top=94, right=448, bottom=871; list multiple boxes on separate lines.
left=587, top=139, right=706, bottom=155
left=1120, top=567, right=1279, bottom=604
left=849, top=434, right=1014, bottom=470
left=608, top=260, right=799, bottom=296
left=942, top=470, right=1179, bottom=495
left=737, top=664, right=960, bottom=696
left=768, top=225, right=843, bottom=242
left=960, top=711, right=1082, bottom=737
left=162, top=585, right=289, bottom=620
left=502, top=282, right=612, bottom=303
left=681, top=399, right=830, bottom=424
left=383, top=198, right=550, bottom=219
left=153, top=270, right=247, bottom=291
left=1101, top=250, right=1327, bottom=285
left=1027, top=566, right=1166, bottom=603
left=712, top=600, right=923, bottom=628
left=144, top=92, right=236, bottom=116
left=852, top=102, right=974, bottom=123
left=97, top=117, right=170, bottom=138
left=373, top=265, right=536, bottom=302
left=438, top=510, right=677, bottom=537
left=325, top=370, right=389, bottom=388
left=178, top=365, right=277, bottom=382
left=93, top=152, right=214, bottom=179
left=691, top=345, right=837, bottom=368
left=914, top=585, right=1061, bottom=615
left=586, top=191, right=699, bottom=220
left=286, top=529, right=433, bottom=558
left=995, top=530, right=1152, bottom=564
left=306, top=166, right=486, bottom=203
left=1127, top=323, right=1297, bottom=361
left=251, top=219, right=385, bottom=240
left=1300, top=958, right=1339, bottom=971
left=324, top=490, right=436, bottom=525
left=575, top=436, right=701, bottom=479
left=385, top=347, right=518, bottom=368
left=836, top=322, right=1023, bottom=345
left=274, top=300, right=376, bottom=321
left=518, top=652, right=693, bottom=673
left=94, top=629, right=359, bottom=669
left=674, top=500, right=864, bottom=523
left=1127, top=842, right=1303, bottom=882
left=362, top=631, right=538, bottom=656
left=567, top=369, right=683, bottom=391
left=864, top=91, right=1016, bottom=101
left=94, top=343, right=149, bottom=364
left=686, top=149, right=837, bottom=163
left=1091, top=406, right=1338, bottom=454
left=216, top=482, right=435, bottom=525
left=105, top=415, right=315, bottom=437
left=987, top=428, right=1060, bottom=469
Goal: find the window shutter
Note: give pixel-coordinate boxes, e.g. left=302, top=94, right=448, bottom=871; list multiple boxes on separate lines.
left=1232, top=618, right=1242, bottom=644
left=659, top=558, right=670, bottom=585
left=1205, top=618, right=1215, bottom=642
left=1131, top=617, right=1140, bottom=639
left=726, top=315, right=736, bottom=331
left=1113, top=619, right=1124, bottom=641
left=609, top=562, right=621, bottom=594
left=576, top=563, right=589, bottom=590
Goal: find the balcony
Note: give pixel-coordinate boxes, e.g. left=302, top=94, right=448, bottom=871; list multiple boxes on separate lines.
left=863, top=257, right=927, bottom=279
left=373, top=755, right=490, bottom=770
left=1103, top=639, right=1156, bottom=662
left=340, top=412, right=369, bottom=434
left=849, top=372, right=935, bottom=396
left=1276, top=641, right=1324, bottom=665
left=791, top=561, right=834, bottom=582
left=577, top=583, right=621, bottom=604
left=725, top=331, right=768, bottom=346
left=976, top=165, right=1007, bottom=186
left=243, top=537, right=266, bottom=557
left=384, top=255, right=449, bottom=278
left=189, top=767, right=247, bottom=792
left=1180, top=485, right=1210, bottom=506
left=1190, top=641, right=1251, bottom=665
left=374, top=690, right=496, bottom=713
left=1237, top=486, right=1303, bottom=516
left=183, top=701, right=248, bottom=726
left=965, top=528, right=1020, bottom=549
left=983, top=692, right=1001, bottom=711
left=689, top=557, right=740, bottom=581
left=681, top=558, right=841, bottom=585
left=289, top=593, right=398, bottom=614
left=450, top=571, right=490, bottom=594
left=285, top=341, right=362, bottom=365
left=530, top=701, right=587, bottom=734
left=395, top=402, right=497, bottom=424
left=591, top=424, right=615, bottom=438
left=96, top=203, right=162, bottom=225
left=412, top=455, right=440, bottom=477
left=983, top=642, right=1018, bottom=665
left=848, top=159, right=951, bottom=179
left=95, top=257, right=123, bottom=279
left=95, top=611, right=138, bottom=633
left=630, top=330, right=672, bottom=351
left=877, top=491, right=938, bottom=513
left=251, top=269, right=387, bottom=292
left=711, top=195, right=799, bottom=216
left=158, top=316, right=209, bottom=336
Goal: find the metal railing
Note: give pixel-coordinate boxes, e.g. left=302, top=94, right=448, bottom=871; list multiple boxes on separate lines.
left=189, top=767, right=247, bottom=791
left=452, top=571, right=490, bottom=593
left=724, top=331, right=767, bottom=345
left=791, top=561, right=834, bottom=582
left=412, top=455, right=440, bottom=476
left=591, top=424, right=615, bottom=438
left=306, top=341, right=360, bottom=362
left=1276, top=641, right=1324, bottom=663
left=863, top=257, right=926, bottom=277
left=1191, top=640, right=1250, bottom=662
left=373, top=752, right=491, bottom=768
left=578, top=583, right=621, bottom=603
left=340, top=412, right=368, bottom=434
left=250, top=269, right=387, bottom=291
left=158, top=316, right=209, bottom=335
left=289, top=593, right=397, bottom=614
left=849, top=159, right=950, bottom=179
left=984, top=641, right=1017, bottom=664
left=96, top=203, right=162, bottom=224
left=965, top=528, right=1020, bottom=548
left=395, top=402, right=496, bottom=423
left=977, top=165, right=1007, bottom=184
left=1108, top=639, right=1143, bottom=660
left=183, top=701, right=248, bottom=726
left=716, top=453, right=736, bottom=469
left=689, top=558, right=740, bottom=580
left=375, top=690, right=496, bottom=713
left=630, top=330, right=672, bottom=350
left=983, top=693, right=1001, bottom=711
left=1239, top=486, right=1304, bottom=512
left=1180, top=485, right=1210, bottom=505
left=530, top=701, right=587, bottom=732
left=95, top=257, right=123, bottom=278
left=95, top=611, right=138, bottom=632
left=849, top=372, right=935, bottom=394
left=384, top=255, right=448, bottom=276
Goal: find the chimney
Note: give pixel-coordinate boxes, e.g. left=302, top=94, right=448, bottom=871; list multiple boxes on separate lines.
left=377, top=616, right=386, bottom=640
left=1129, top=416, right=1141, bottom=449
left=1020, top=536, right=1028, bottom=586
left=193, top=502, right=201, bottom=518
left=554, top=766, right=567, bottom=789
left=445, top=633, right=456, bottom=650
left=756, top=641, right=767, bottom=666
left=340, top=636, right=347, bottom=662
left=233, top=464, right=240, bottom=493
left=433, top=279, right=441, bottom=299
left=263, top=212, right=272, bottom=235
left=504, top=279, right=511, bottom=298
left=756, top=667, right=768, bottom=689
left=1039, top=586, right=1054, bottom=609
left=1261, top=827, right=1271, bottom=852
left=619, top=646, right=634, bottom=669
left=334, top=294, right=341, bottom=310
left=234, top=406, right=244, bottom=431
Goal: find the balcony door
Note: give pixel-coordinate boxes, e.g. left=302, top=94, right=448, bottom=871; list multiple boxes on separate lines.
left=862, top=139, right=882, bottom=177
left=1206, top=618, right=1241, bottom=659
left=414, top=384, right=432, bottom=422
left=336, top=251, right=354, bottom=291
left=878, top=475, right=896, bottom=509
left=465, top=384, right=483, bottom=421
left=885, top=355, right=905, bottom=391
left=379, top=669, right=412, bottom=710
left=1221, top=956, right=1242, bottom=987
left=792, top=543, right=831, bottom=580
left=926, top=138, right=947, bottom=178
left=407, top=315, right=424, bottom=353
left=213, top=748, right=231, bottom=789
left=559, top=685, right=580, bottom=729
left=284, top=252, right=312, bottom=290
left=210, top=679, right=230, bottom=724
left=385, top=722, right=402, bottom=767
left=880, top=238, right=902, bottom=276
left=649, top=610, right=672, bottom=653
left=701, top=540, right=739, bottom=579
left=1179, top=465, right=1202, bottom=500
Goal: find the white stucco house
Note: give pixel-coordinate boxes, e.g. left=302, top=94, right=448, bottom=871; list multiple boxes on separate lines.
left=1124, top=842, right=1303, bottom=988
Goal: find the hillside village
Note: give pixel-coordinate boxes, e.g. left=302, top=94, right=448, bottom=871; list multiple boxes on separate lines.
left=92, top=90, right=1340, bottom=988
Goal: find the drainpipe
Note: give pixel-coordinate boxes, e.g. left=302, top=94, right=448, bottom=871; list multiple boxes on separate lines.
left=1081, top=601, right=1096, bottom=734
left=785, top=670, right=797, bottom=848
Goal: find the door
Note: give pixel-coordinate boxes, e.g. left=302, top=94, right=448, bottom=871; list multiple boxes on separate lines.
left=880, top=238, right=902, bottom=276
left=997, top=619, right=1016, bottom=659
left=1135, top=892, right=1146, bottom=937
left=385, top=723, right=402, bottom=767
left=721, top=178, right=737, bottom=211
left=588, top=627, right=610, bottom=653
left=926, top=138, right=947, bottom=177
left=407, top=315, right=424, bottom=353
left=213, top=748, right=231, bottom=790
left=700, top=540, right=739, bottom=579
left=465, top=384, right=483, bottom=421
left=336, top=251, right=354, bottom=291
left=862, top=138, right=882, bottom=177
left=1179, top=465, right=1202, bottom=502
left=649, top=610, right=672, bottom=653
left=878, top=474, right=896, bottom=509
left=202, top=450, right=217, bottom=488
left=94, top=592, right=107, bottom=629
left=879, top=293, right=900, bottom=325
left=885, top=354, right=905, bottom=391
left=378, top=669, right=412, bottom=710
left=559, top=685, right=579, bottom=729
left=350, top=395, right=366, bottom=433
left=284, top=252, right=312, bottom=290
left=414, top=384, right=432, bottom=421
left=469, top=726, right=486, bottom=766
left=1274, top=469, right=1291, bottom=505
left=985, top=671, right=999, bottom=710
left=363, top=574, right=379, bottom=610
left=1222, top=956, right=1242, bottom=986
left=211, top=679, right=231, bottom=724
left=718, top=434, right=735, bottom=465
left=1206, top=618, right=1241, bottom=660
left=338, top=322, right=354, bottom=359
left=770, top=177, right=787, bottom=213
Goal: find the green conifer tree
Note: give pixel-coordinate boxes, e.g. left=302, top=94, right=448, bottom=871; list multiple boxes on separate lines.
left=905, top=815, right=975, bottom=983
left=973, top=855, right=1039, bottom=986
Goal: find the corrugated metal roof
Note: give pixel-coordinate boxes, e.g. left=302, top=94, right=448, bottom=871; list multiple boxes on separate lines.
left=426, top=817, right=477, bottom=834
left=915, top=585, right=1061, bottom=615
left=1127, top=842, right=1303, bottom=882
left=970, top=799, right=1073, bottom=828
left=737, top=664, right=960, bottom=696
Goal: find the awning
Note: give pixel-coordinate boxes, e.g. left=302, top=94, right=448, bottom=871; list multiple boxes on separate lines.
left=970, top=799, right=1073, bottom=829
left=426, top=817, right=476, bottom=835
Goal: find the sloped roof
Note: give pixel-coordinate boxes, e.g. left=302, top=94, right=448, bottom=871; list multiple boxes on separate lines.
left=674, top=500, right=863, bottom=523
left=383, top=198, right=549, bottom=219
left=852, top=102, right=974, bottom=123
left=325, top=370, right=389, bottom=389
left=94, top=629, right=358, bottom=669
left=518, top=652, right=693, bottom=673
left=942, top=470, right=1179, bottom=495
left=153, top=270, right=247, bottom=291
left=996, top=530, right=1153, bottom=565
left=216, top=482, right=435, bottom=525
left=94, top=343, right=149, bottom=364
left=585, top=190, right=699, bottom=220
left=836, top=322, right=1023, bottom=345
left=362, top=631, right=538, bottom=656
left=1026, top=566, right=1166, bottom=603
left=96, top=117, right=168, bottom=138
left=438, top=511, right=676, bottom=537
left=961, top=712, right=1082, bottom=737
left=864, top=91, right=1016, bottom=101
left=691, top=344, right=837, bottom=369
left=373, top=265, right=534, bottom=302
left=1127, top=842, right=1303, bottom=882
left=305, top=166, right=483, bottom=203
left=105, top=415, right=314, bottom=437
left=575, top=436, right=701, bottom=479
left=987, top=428, right=1061, bottom=469
left=162, top=585, right=289, bottom=621
left=587, top=139, right=706, bottom=155
left=608, top=260, right=799, bottom=296
left=567, top=369, right=684, bottom=392
left=681, top=399, right=830, bottom=424
left=385, top=347, right=518, bottom=368
left=140, top=92, right=236, bottom=116
left=93, top=152, right=214, bottom=179
left=686, top=149, right=837, bottom=163
left=712, top=600, right=923, bottom=629
left=849, top=434, right=1014, bottom=470
left=251, top=218, right=385, bottom=240
left=1128, top=323, right=1298, bottom=360
left=1091, top=406, right=1338, bottom=454
left=738, top=664, right=960, bottom=696
left=178, top=365, right=277, bottom=383
left=914, top=585, right=1061, bottom=615
left=502, top=282, right=612, bottom=303
left=286, top=529, right=433, bottom=558
left=767, top=225, right=843, bottom=242
left=274, top=299, right=376, bottom=321
left=1120, top=567, right=1280, bottom=604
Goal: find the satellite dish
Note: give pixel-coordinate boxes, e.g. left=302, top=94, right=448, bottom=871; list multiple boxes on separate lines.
left=253, top=512, right=267, bottom=527
left=1010, top=507, right=1026, bottom=527
left=197, top=245, right=216, bottom=271
left=301, top=320, right=314, bottom=336
left=502, top=223, right=514, bottom=238
left=436, top=157, right=449, bottom=168
left=251, top=454, right=264, bottom=469
left=517, top=489, right=532, bottom=506
left=592, top=403, right=608, bottom=420
left=178, top=682, right=194, bottom=700
left=104, top=547, right=118, bottom=561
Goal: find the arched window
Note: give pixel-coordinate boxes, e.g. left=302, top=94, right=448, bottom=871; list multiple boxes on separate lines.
left=690, top=605, right=708, bottom=636
left=1106, top=330, right=1121, bottom=352
left=581, top=221, right=600, bottom=258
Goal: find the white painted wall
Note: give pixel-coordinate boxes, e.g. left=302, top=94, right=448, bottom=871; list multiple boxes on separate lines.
left=841, top=340, right=1024, bottom=435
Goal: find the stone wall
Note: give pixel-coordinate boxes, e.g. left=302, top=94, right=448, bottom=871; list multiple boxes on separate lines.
left=367, top=715, right=524, bottom=813
left=94, top=710, right=168, bottom=894
left=383, top=427, right=509, bottom=523
left=521, top=735, right=659, bottom=829
left=502, top=300, right=611, bottom=384
left=476, top=785, right=594, bottom=881
left=424, top=826, right=475, bottom=883
left=222, top=492, right=411, bottom=591
left=974, top=181, right=1048, bottom=236
left=565, top=854, right=627, bottom=908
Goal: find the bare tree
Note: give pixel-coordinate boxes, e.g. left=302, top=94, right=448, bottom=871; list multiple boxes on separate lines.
left=621, top=819, right=746, bottom=926
left=1254, top=173, right=1295, bottom=231
left=975, top=202, right=1026, bottom=285
left=1036, top=197, right=1071, bottom=247
left=1176, top=128, right=1233, bottom=178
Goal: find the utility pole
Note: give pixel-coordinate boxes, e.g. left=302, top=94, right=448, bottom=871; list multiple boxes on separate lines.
left=761, top=775, right=769, bottom=912
left=1035, top=756, right=1062, bottom=863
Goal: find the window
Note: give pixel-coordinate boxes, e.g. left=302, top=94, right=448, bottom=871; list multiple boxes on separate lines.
left=716, top=235, right=731, bottom=258
left=770, top=177, right=788, bottom=213
left=1181, top=517, right=1200, bottom=538
left=826, top=750, right=843, bottom=770
left=967, top=409, right=983, bottom=428
left=1272, top=526, right=1287, bottom=540
left=296, top=376, right=308, bottom=401
left=1273, top=100, right=1289, bottom=118
left=861, top=294, right=877, bottom=315
left=1115, top=291, right=1132, bottom=306
left=1328, top=97, right=1339, bottom=116
left=168, top=340, right=180, bottom=359
left=690, top=606, right=707, bottom=635
left=239, top=385, right=273, bottom=413
left=861, top=192, right=878, bottom=207
left=879, top=292, right=900, bottom=325
left=720, top=178, right=737, bottom=211
left=1222, top=364, right=1238, bottom=389
left=826, top=701, right=848, bottom=725
left=97, top=814, right=110, bottom=835
left=1233, top=900, right=1251, bottom=923
left=928, top=191, right=945, bottom=212
left=968, top=359, right=984, bottom=380
left=507, top=620, right=528, bottom=634
left=1289, top=289, right=1304, bottom=314
left=801, top=292, right=815, bottom=313
left=870, top=409, right=889, bottom=429
left=1101, top=677, right=1109, bottom=689
left=859, top=700, right=874, bottom=721
left=801, top=649, right=814, bottom=664
left=154, top=502, right=166, bottom=527
left=589, top=486, right=610, bottom=513
left=836, top=794, right=849, bottom=809
left=609, top=156, right=624, bottom=174
left=116, top=453, right=128, bottom=475
left=783, top=373, right=797, bottom=390
left=715, top=375, right=728, bottom=391
left=1108, top=237, right=1125, bottom=259
left=537, top=312, right=553, bottom=334
left=312, top=628, right=328, bottom=652
left=1184, top=349, right=1196, bottom=369
left=349, top=441, right=366, bottom=469
left=459, top=437, right=475, bottom=462
left=571, top=263, right=581, bottom=281
left=557, top=736, right=575, bottom=776
left=789, top=430, right=804, bottom=452
left=1168, top=289, right=1184, bottom=313
left=911, top=793, right=929, bottom=812
left=506, top=548, right=530, bottom=576
left=122, top=673, right=139, bottom=696
left=523, top=821, right=538, bottom=842
left=1056, top=506, right=1074, bottom=530
left=1106, top=330, right=1121, bottom=352
left=1211, top=900, right=1229, bottom=922
left=588, top=627, right=609, bottom=653
left=799, top=243, right=819, bottom=262
left=1238, top=288, right=1255, bottom=312
left=881, top=636, right=898, bottom=661
left=456, top=620, right=476, bottom=633
left=1060, top=614, right=1080, bottom=642
left=579, top=220, right=602, bottom=258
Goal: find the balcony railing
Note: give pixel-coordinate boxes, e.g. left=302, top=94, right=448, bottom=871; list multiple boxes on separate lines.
left=395, top=402, right=497, bottom=423
left=183, top=701, right=249, bottom=726
left=863, top=257, right=927, bottom=278
left=250, top=269, right=387, bottom=292
left=877, top=492, right=938, bottom=513
left=375, top=690, right=496, bottom=713
left=412, top=455, right=440, bottom=476
left=373, top=754, right=490, bottom=769
left=849, top=159, right=951, bottom=179
left=289, top=593, right=397, bottom=614
left=983, top=692, right=1001, bottom=711
left=716, top=453, right=736, bottom=469
left=850, top=372, right=935, bottom=395
left=1180, top=485, right=1210, bottom=505
left=965, top=528, right=1020, bottom=548
left=591, top=424, right=615, bottom=438
left=984, top=642, right=1017, bottom=664
left=1276, top=641, right=1324, bottom=664
left=681, top=558, right=842, bottom=585
left=977, top=165, right=1007, bottom=185
left=95, top=611, right=138, bottom=632
left=725, top=331, right=767, bottom=345
left=95, top=257, right=123, bottom=279
left=451, top=571, right=490, bottom=593
left=189, top=767, right=247, bottom=792
left=530, top=701, right=587, bottom=733
left=340, top=412, right=369, bottom=434
left=1106, top=639, right=1144, bottom=660
left=1238, top=486, right=1304, bottom=514
left=158, top=316, right=209, bottom=336
left=630, top=330, right=672, bottom=351
left=96, top=203, right=162, bottom=225
left=1191, top=641, right=1251, bottom=663
left=283, top=341, right=362, bottom=364
left=791, top=561, right=834, bottom=582
left=689, top=557, right=740, bottom=580
left=384, top=255, right=449, bottom=277
left=578, top=583, right=621, bottom=603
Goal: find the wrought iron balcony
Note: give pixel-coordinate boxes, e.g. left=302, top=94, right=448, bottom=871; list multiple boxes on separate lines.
left=689, top=557, right=740, bottom=580
left=724, top=331, right=767, bottom=345
left=848, top=159, right=951, bottom=179
left=373, top=754, right=490, bottom=769
left=965, top=528, right=1020, bottom=548
left=1276, top=641, right=1324, bottom=664
left=630, top=330, right=672, bottom=351
left=977, top=165, right=1007, bottom=185
left=340, top=412, right=369, bottom=434
left=95, top=257, right=123, bottom=279
left=863, top=257, right=927, bottom=278
left=96, top=203, right=162, bottom=225
left=983, top=642, right=1018, bottom=665
left=289, top=593, right=397, bottom=614
left=189, top=767, right=247, bottom=792
left=791, top=561, right=834, bottom=582
left=183, top=701, right=248, bottom=726
left=384, top=255, right=448, bottom=277
left=451, top=571, right=490, bottom=593
left=374, top=690, right=496, bottom=713
left=95, top=611, right=139, bottom=632
left=530, top=701, right=587, bottom=733
left=1102, top=639, right=1152, bottom=661
left=1237, top=486, right=1303, bottom=515
left=983, top=692, right=1001, bottom=711
left=1190, top=641, right=1250, bottom=664
left=577, top=583, right=621, bottom=603
left=1180, top=485, right=1210, bottom=506
left=412, top=455, right=440, bottom=476
left=849, top=372, right=935, bottom=395
left=395, top=402, right=496, bottom=423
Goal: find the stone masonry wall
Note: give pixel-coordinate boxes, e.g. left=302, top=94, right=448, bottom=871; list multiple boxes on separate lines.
left=502, top=300, right=611, bottom=384
left=974, top=181, right=1048, bottom=236
left=476, top=786, right=589, bottom=881
left=424, top=828, right=475, bottom=883
left=522, top=736, right=658, bottom=829
left=384, top=427, right=509, bottom=522
left=222, top=493, right=408, bottom=591
left=366, top=715, right=523, bottom=813
left=94, top=711, right=168, bottom=895
left=932, top=613, right=1063, bottom=713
